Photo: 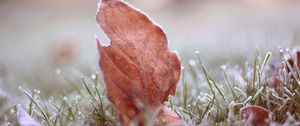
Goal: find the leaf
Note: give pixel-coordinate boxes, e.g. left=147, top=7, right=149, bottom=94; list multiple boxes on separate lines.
left=95, top=0, right=182, bottom=125
left=17, top=104, right=41, bottom=126
left=240, top=105, right=271, bottom=126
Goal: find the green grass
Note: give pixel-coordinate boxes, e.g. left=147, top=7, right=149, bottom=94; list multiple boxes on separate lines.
left=1, top=49, right=300, bottom=125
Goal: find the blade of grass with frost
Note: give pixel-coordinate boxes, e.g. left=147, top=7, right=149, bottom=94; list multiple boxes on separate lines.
left=260, top=52, right=272, bottom=74
left=234, top=86, right=247, bottom=98
left=251, top=56, right=258, bottom=95
left=94, top=86, right=107, bottom=122
left=83, top=76, right=111, bottom=123
left=53, top=100, right=66, bottom=125
left=186, top=104, right=193, bottom=119
left=50, top=100, right=85, bottom=121
left=243, top=96, right=252, bottom=105
left=93, top=74, right=106, bottom=90
left=199, top=67, right=221, bottom=117
left=287, top=49, right=300, bottom=77
left=181, top=107, right=201, bottom=121
left=50, top=101, right=86, bottom=125
left=278, top=48, right=300, bottom=86
left=63, top=100, right=76, bottom=121
left=261, top=96, right=281, bottom=107
left=197, top=56, right=229, bottom=105
left=257, top=56, right=262, bottom=88
left=251, top=87, right=264, bottom=102
left=194, top=52, right=215, bottom=94
left=20, top=87, right=52, bottom=126
left=93, top=73, right=99, bottom=87
left=90, top=102, right=102, bottom=121
left=29, top=91, right=35, bottom=116
left=191, top=96, right=201, bottom=115
left=173, top=108, right=184, bottom=119
left=92, top=74, right=106, bottom=114
left=195, top=105, right=203, bottom=123
left=49, top=99, right=60, bottom=111
left=265, top=88, right=271, bottom=110
left=91, top=101, right=103, bottom=121
left=200, top=96, right=214, bottom=121
left=73, top=99, right=82, bottom=119
left=82, top=77, right=98, bottom=103
left=182, top=68, right=188, bottom=110
left=206, top=95, right=226, bottom=118
left=196, top=63, right=228, bottom=122
left=221, top=67, right=238, bottom=102
left=40, top=95, right=51, bottom=120
left=209, top=79, right=228, bottom=104
left=258, top=52, right=272, bottom=99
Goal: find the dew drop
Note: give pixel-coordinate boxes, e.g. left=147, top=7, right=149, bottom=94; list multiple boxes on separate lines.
left=220, top=65, right=227, bottom=70
left=181, top=66, right=184, bottom=70
left=63, top=96, right=67, bottom=100
left=91, top=74, right=96, bottom=79
left=10, top=109, right=15, bottom=113
left=189, top=59, right=197, bottom=66
left=55, top=68, right=61, bottom=75
left=279, top=48, right=284, bottom=53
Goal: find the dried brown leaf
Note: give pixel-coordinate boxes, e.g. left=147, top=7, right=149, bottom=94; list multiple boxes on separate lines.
left=240, top=105, right=272, bottom=126
left=96, top=0, right=182, bottom=125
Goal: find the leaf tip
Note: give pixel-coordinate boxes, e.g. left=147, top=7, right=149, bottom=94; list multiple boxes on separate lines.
left=95, top=35, right=103, bottom=50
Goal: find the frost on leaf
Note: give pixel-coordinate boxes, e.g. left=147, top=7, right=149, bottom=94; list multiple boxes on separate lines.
left=240, top=105, right=271, bottom=126
left=96, top=0, right=182, bottom=125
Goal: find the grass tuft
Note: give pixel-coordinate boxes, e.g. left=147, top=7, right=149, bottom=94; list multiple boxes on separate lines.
left=1, top=49, right=300, bottom=125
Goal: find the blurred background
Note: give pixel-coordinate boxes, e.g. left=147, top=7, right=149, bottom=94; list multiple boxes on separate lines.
left=0, top=0, right=300, bottom=100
